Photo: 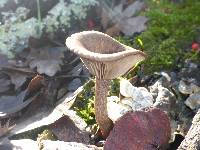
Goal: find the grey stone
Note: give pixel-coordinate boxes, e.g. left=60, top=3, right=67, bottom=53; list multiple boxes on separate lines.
left=42, top=140, right=101, bottom=150
left=149, top=72, right=172, bottom=100
left=0, top=139, right=38, bottom=150
left=185, top=93, right=200, bottom=110
left=178, top=80, right=200, bottom=95
left=153, top=87, right=176, bottom=114
left=0, top=139, right=101, bottom=150
left=120, top=79, right=154, bottom=111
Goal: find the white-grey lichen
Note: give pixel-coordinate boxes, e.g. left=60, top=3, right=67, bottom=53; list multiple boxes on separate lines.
left=0, top=0, right=8, bottom=8
left=0, top=0, right=98, bottom=57
left=44, top=0, right=98, bottom=33
left=2, top=7, right=30, bottom=24
left=0, top=18, right=43, bottom=57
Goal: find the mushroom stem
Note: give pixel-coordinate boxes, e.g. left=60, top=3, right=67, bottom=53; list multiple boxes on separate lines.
left=95, top=78, right=113, bottom=138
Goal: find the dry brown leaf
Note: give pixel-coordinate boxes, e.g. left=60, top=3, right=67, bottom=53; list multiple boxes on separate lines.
left=27, top=75, right=44, bottom=94
left=28, top=47, right=65, bottom=76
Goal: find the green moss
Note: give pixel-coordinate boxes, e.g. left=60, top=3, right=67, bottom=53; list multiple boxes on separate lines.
left=116, top=0, right=200, bottom=74
left=73, top=79, right=96, bottom=125
left=141, top=0, right=200, bottom=73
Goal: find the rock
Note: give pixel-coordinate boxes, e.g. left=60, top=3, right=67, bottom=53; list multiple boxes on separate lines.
left=42, top=140, right=101, bottom=150
left=104, top=107, right=171, bottom=150
left=153, top=87, right=176, bottom=114
left=107, top=96, right=131, bottom=122
left=120, top=79, right=154, bottom=111
left=120, top=79, right=134, bottom=97
left=67, top=78, right=82, bottom=91
left=178, top=80, right=200, bottom=95
left=178, top=60, right=200, bottom=87
left=0, top=139, right=101, bottom=150
left=151, top=79, right=178, bottom=142
left=185, top=93, right=200, bottom=110
left=149, top=72, right=172, bottom=100
left=0, top=139, right=38, bottom=150
left=152, top=86, right=178, bottom=141
left=107, top=79, right=154, bottom=122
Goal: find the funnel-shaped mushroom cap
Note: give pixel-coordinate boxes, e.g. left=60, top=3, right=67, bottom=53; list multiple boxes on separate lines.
left=66, top=31, right=146, bottom=79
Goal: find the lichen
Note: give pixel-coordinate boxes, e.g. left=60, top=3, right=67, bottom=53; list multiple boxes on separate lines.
left=0, top=18, right=43, bottom=58
left=2, top=7, right=30, bottom=24
left=44, top=0, right=98, bottom=34
left=0, top=0, right=8, bottom=8
left=0, top=0, right=98, bottom=57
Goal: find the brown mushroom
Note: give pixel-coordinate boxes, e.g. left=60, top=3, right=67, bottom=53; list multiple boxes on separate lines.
left=65, top=31, right=146, bottom=137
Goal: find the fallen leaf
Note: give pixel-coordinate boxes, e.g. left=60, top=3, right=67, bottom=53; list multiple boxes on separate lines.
left=2, top=67, right=35, bottom=90
left=118, top=16, right=148, bottom=36
left=0, top=54, right=9, bottom=68
left=49, top=115, right=90, bottom=144
left=0, top=90, right=35, bottom=118
left=8, top=86, right=83, bottom=136
left=68, top=63, right=83, bottom=76
left=27, top=75, right=44, bottom=94
left=0, top=73, right=11, bottom=93
left=122, top=1, right=145, bottom=18
left=105, top=24, right=121, bottom=37
left=67, top=78, right=82, bottom=91
left=28, top=47, right=65, bottom=76
left=101, top=8, right=110, bottom=29
left=101, top=0, right=147, bottom=36
left=4, top=71, right=28, bottom=90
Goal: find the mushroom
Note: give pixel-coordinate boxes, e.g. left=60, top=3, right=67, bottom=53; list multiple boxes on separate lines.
left=65, top=31, right=146, bottom=137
